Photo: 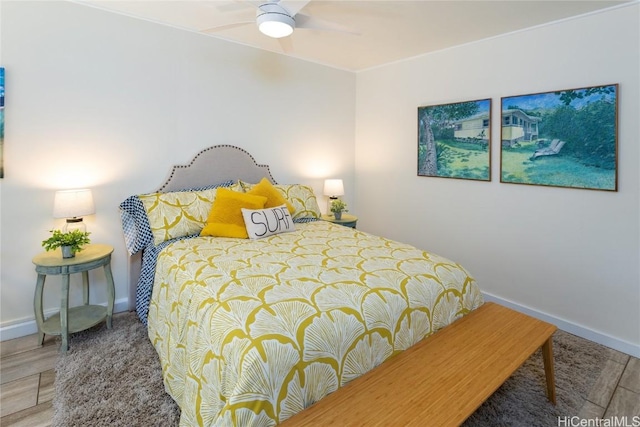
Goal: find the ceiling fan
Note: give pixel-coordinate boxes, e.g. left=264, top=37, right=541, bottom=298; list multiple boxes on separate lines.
left=203, top=0, right=357, bottom=52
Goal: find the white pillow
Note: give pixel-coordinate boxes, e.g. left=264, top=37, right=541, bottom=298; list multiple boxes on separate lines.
left=242, top=204, right=296, bottom=240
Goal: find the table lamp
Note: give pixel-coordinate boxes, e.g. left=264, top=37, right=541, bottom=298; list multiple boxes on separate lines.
left=53, top=189, right=95, bottom=232
left=323, top=179, right=344, bottom=212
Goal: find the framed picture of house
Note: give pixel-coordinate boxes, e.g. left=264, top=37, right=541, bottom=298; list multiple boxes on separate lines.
left=417, top=98, right=491, bottom=181
left=500, top=84, right=618, bottom=191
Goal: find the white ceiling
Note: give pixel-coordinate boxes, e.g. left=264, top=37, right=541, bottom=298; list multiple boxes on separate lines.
left=76, top=0, right=629, bottom=72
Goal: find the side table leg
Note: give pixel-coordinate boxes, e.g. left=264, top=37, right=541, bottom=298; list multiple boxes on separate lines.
left=81, top=271, right=89, bottom=305
left=33, top=274, right=47, bottom=346
left=104, top=263, right=115, bottom=329
left=60, top=274, right=70, bottom=352
left=542, top=337, right=556, bottom=405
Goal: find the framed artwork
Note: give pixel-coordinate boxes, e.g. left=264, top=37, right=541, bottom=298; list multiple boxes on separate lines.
left=0, top=67, right=4, bottom=179
left=500, top=84, right=618, bottom=191
left=418, top=98, right=491, bottom=181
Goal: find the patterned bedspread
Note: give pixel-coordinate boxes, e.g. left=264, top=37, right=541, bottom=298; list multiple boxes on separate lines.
left=147, top=220, right=483, bottom=426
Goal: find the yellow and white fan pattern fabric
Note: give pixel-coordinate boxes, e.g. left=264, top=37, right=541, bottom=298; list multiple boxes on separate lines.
left=147, top=220, right=483, bottom=426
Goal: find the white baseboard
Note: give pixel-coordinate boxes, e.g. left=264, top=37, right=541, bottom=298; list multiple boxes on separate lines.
left=483, top=292, right=640, bottom=358
left=0, top=298, right=131, bottom=342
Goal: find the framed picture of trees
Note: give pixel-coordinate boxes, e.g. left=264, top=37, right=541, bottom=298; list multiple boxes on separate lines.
left=500, top=84, right=618, bottom=191
left=418, top=98, right=491, bottom=181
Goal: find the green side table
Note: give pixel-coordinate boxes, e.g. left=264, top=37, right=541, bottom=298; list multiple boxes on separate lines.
left=32, top=243, right=115, bottom=352
left=321, top=213, right=358, bottom=229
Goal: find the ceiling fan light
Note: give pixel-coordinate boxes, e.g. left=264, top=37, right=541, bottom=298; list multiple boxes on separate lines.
left=259, top=19, right=294, bottom=38
left=256, top=3, right=295, bottom=38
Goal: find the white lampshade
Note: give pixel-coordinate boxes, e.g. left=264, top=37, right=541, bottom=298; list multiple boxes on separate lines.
left=53, top=189, right=95, bottom=219
left=323, top=179, right=344, bottom=197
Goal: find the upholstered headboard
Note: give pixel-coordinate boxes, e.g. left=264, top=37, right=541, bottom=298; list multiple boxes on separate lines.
left=157, top=145, right=276, bottom=192
left=127, top=145, right=276, bottom=310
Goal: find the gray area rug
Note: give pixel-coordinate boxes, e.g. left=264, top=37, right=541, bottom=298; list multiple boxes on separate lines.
left=54, top=311, right=610, bottom=426
left=53, top=313, right=180, bottom=427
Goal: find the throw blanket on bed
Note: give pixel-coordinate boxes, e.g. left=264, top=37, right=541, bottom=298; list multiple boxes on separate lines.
left=147, top=220, right=483, bottom=426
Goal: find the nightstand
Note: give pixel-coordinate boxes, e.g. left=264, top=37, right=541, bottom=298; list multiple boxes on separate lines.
left=32, top=243, right=115, bottom=352
left=321, top=213, right=358, bottom=229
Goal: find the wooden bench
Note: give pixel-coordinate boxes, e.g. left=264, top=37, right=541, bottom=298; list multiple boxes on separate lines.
left=284, top=302, right=557, bottom=426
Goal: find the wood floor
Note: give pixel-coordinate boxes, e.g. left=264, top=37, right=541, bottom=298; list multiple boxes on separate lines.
left=1, top=326, right=639, bottom=426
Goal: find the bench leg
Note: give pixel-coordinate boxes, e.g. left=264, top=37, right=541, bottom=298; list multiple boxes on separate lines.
left=542, top=337, right=556, bottom=405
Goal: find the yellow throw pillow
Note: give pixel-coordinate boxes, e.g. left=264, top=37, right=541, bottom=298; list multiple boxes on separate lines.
left=247, top=178, right=295, bottom=215
left=200, top=188, right=267, bottom=238
left=241, top=181, right=322, bottom=220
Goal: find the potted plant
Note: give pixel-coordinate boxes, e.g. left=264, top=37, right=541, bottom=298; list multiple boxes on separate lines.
left=42, top=229, right=91, bottom=259
left=330, top=199, right=348, bottom=220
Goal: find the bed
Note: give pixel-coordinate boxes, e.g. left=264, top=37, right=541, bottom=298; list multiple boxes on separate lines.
left=120, top=145, right=484, bottom=426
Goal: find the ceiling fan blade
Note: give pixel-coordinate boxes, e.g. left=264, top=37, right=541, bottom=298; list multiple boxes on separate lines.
left=201, top=21, right=254, bottom=33
left=215, top=0, right=262, bottom=12
left=279, top=0, right=311, bottom=16
left=278, top=36, right=294, bottom=53
left=295, top=13, right=360, bottom=35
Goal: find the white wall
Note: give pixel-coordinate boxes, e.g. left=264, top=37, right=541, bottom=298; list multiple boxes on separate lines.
left=2, top=1, right=638, bottom=357
left=0, top=1, right=355, bottom=336
left=355, top=4, right=639, bottom=355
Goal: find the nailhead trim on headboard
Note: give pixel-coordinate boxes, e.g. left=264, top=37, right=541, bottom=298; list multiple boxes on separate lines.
left=156, top=144, right=277, bottom=192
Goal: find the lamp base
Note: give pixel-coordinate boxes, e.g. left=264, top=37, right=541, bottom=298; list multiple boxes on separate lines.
left=327, top=197, right=338, bottom=215
left=63, top=218, right=86, bottom=233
